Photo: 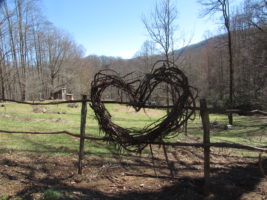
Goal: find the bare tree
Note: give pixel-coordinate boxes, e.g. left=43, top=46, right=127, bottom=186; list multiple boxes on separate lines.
left=1, top=0, right=41, bottom=100
left=142, top=0, right=178, bottom=64
left=243, top=0, right=267, bottom=32
left=199, top=0, right=234, bottom=124
left=0, top=0, right=84, bottom=100
left=234, top=0, right=267, bottom=105
left=135, top=40, right=156, bottom=73
left=142, top=0, right=180, bottom=114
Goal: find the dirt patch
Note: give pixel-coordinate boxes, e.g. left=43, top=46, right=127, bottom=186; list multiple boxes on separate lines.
left=0, top=147, right=266, bottom=200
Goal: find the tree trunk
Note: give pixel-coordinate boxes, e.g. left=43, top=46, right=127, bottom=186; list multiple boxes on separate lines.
left=227, top=25, right=234, bottom=125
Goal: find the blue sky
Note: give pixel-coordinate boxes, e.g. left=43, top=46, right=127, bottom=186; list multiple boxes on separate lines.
left=42, top=0, right=240, bottom=58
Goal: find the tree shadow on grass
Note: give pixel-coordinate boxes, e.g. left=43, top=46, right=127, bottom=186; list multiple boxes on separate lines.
left=112, top=154, right=267, bottom=200
left=112, top=157, right=267, bottom=200
left=0, top=148, right=266, bottom=200
left=208, top=159, right=267, bottom=200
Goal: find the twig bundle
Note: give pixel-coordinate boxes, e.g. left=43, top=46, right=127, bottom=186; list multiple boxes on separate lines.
left=90, top=61, right=197, bottom=152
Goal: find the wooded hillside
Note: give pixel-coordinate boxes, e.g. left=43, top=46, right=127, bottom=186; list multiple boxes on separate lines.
left=0, top=0, right=266, bottom=110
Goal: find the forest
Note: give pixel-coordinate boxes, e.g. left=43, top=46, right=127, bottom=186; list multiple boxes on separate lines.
left=0, top=0, right=266, bottom=112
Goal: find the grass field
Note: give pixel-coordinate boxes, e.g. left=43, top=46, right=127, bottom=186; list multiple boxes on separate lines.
left=0, top=101, right=266, bottom=156
left=0, top=101, right=267, bottom=200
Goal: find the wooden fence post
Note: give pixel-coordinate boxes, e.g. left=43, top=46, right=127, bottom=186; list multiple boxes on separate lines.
left=200, top=99, right=211, bottom=196
left=78, top=95, right=87, bottom=175
left=228, top=113, right=233, bottom=125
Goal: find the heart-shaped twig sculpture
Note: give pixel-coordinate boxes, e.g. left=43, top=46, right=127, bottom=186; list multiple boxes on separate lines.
left=90, top=60, right=197, bottom=152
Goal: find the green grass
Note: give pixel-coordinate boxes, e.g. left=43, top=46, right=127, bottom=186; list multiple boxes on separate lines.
left=0, top=194, right=9, bottom=200
left=42, top=189, right=63, bottom=200
left=0, top=102, right=266, bottom=156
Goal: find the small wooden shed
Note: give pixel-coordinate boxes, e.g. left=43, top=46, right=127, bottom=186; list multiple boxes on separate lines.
left=53, top=88, right=74, bottom=100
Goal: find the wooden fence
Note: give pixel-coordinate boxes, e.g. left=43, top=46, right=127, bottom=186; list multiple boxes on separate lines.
left=0, top=97, right=266, bottom=196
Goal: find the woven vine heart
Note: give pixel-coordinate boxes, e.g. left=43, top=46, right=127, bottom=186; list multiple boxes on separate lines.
left=90, top=62, right=196, bottom=152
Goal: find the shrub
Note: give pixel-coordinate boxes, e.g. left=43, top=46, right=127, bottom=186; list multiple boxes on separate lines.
left=233, top=94, right=262, bottom=111
left=32, top=105, right=48, bottom=113
left=67, top=103, right=78, bottom=108
left=208, top=94, right=263, bottom=112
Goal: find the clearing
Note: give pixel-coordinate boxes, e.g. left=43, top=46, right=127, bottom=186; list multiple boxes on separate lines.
left=0, top=102, right=266, bottom=199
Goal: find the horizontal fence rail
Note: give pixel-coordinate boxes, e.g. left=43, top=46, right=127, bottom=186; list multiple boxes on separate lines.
left=0, top=98, right=200, bottom=110
left=0, top=129, right=266, bottom=153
